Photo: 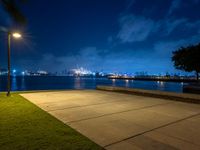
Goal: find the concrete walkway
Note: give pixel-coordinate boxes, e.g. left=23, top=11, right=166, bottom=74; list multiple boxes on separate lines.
left=21, top=90, right=200, bottom=150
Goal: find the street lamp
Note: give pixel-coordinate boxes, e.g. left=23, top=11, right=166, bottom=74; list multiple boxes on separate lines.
left=12, top=33, right=22, bottom=38
left=7, top=32, right=22, bottom=96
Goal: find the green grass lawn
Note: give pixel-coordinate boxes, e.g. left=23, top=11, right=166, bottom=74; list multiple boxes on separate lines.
left=0, top=93, right=103, bottom=150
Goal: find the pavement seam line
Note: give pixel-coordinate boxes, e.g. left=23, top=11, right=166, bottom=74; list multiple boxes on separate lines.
left=47, top=98, right=171, bottom=112
left=154, top=130, right=200, bottom=147
left=104, top=112, right=200, bottom=148
left=65, top=102, right=172, bottom=124
left=47, top=99, right=127, bottom=112
left=22, top=96, right=133, bottom=106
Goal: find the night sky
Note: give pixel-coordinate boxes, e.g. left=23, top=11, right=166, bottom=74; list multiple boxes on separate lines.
left=0, top=0, right=200, bottom=74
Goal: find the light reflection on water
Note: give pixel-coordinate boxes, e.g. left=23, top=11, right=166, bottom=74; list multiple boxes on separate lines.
left=156, top=81, right=165, bottom=90
left=112, top=79, right=116, bottom=86
left=11, top=76, right=17, bottom=91
left=125, top=79, right=129, bottom=87
left=0, top=76, right=186, bottom=93
left=21, top=76, right=26, bottom=90
left=74, top=77, right=81, bottom=89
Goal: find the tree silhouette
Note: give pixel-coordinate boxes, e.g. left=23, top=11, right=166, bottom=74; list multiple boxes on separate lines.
left=172, top=43, right=200, bottom=81
left=1, top=0, right=27, bottom=25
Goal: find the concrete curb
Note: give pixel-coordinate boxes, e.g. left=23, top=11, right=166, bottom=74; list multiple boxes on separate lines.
left=96, top=86, right=200, bottom=104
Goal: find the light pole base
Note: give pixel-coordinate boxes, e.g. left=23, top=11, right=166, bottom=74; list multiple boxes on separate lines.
left=6, top=92, right=11, bottom=97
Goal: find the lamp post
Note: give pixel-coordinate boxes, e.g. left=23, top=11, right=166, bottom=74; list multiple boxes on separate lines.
left=7, top=32, right=22, bottom=96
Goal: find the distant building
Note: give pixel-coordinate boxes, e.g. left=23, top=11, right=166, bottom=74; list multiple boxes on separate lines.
left=23, top=70, right=49, bottom=76
left=0, top=68, right=7, bottom=75
left=37, top=70, right=48, bottom=76
left=68, top=67, right=94, bottom=76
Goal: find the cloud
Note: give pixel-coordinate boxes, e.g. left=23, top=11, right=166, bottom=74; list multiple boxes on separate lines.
left=31, top=20, right=200, bottom=73
left=111, top=0, right=200, bottom=45
left=22, top=46, right=149, bottom=73
left=0, top=5, right=12, bottom=27
left=117, top=15, right=155, bottom=43
left=185, top=20, right=200, bottom=30
left=154, top=34, right=200, bottom=58
left=163, top=18, right=200, bottom=36
left=33, top=47, right=107, bottom=72
left=124, top=0, right=135, bottom=12
left=116, top=13, right=200, bottom=44
left=15, top=0, right=200, bottom=74
left=33, top=45, right=179, bottom=74
left=167, top=0, right=182, bottom=16
left=17, top=36, right=200, bottom=74
left=164, top=18, right=187, bottom=35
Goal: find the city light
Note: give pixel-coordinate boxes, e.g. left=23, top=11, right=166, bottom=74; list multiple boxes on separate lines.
left=71, top=67, right=94, bottom=76
left=13, top=69, right=16, bottom=73
left=12, top=32, right=22, bottom=39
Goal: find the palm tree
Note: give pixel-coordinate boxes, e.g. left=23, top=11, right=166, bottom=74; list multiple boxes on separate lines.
left=0, top=0, right=26, bottom=25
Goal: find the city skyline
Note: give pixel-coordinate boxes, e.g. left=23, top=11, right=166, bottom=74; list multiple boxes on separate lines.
left=0, top=0, right=200, bottom=74
left=0, top=67, right=196, bottom=77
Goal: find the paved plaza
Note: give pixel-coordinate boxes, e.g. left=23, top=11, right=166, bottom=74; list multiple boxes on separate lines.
left=21, top=90, right=200, bottom=150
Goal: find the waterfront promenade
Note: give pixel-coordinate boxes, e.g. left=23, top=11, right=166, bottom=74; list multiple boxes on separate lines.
left=21, top=90, right=200, bottom=150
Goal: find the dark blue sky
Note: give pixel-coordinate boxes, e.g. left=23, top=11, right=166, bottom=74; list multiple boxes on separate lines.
left=0, top=0, right=200, bottom=74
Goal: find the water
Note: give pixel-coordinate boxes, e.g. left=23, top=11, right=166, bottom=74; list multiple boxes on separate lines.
left=0, top=76, right=187, bottom=93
